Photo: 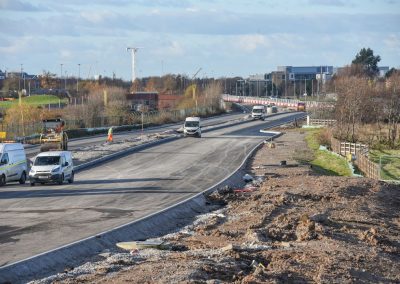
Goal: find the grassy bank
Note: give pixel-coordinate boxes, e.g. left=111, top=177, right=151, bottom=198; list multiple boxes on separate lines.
left=0, top=95, right=68, bottom=108
left=304, top=128, right=352, bottom=176
left=370, top=149, right=400, bottom=181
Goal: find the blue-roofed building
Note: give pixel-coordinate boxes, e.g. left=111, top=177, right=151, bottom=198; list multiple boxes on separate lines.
left=277, top=66, right=333, bottom=81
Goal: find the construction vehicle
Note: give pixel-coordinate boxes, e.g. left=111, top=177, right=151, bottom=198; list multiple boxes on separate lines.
left=39, top=118, right=68, bottom=152
left=297, top=102, right=306, bottom=111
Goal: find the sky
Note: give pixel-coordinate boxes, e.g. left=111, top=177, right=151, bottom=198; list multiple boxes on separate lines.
left=1, top=0, right=399, bottom=81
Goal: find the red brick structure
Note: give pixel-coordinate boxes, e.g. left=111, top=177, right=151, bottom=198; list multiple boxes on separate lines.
left=126, top=92, right=182, bottom=111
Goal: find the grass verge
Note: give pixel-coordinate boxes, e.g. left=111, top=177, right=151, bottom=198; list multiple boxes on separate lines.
left=369, top=149, right=400, bottom=181
left=0, top=95, right=68, bottom=108
left=301, top=128, right=351, bottom=176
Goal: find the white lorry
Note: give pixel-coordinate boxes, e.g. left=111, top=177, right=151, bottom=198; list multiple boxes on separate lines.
left=183, top=117, right=202, bottom=138
left=251, top=105, right=266, bottom=120
left=29, top=151, right=74, bottom=186
left=0, top=143, right=28, bottom=185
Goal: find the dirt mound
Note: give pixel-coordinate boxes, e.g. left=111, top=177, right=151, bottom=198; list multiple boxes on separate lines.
left=38, top=130, right=400, bottom=284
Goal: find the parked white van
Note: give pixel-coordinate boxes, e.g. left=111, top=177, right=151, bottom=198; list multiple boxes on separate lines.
left=183, top=117, right=202, bottom=138
left=0, top=143, right=28, bottom=185
left=29, top=151, right=74, bottom=186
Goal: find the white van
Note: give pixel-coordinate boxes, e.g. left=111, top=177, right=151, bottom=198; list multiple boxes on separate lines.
left=266, top=104, right=278, bottom=114
left=0, top=143, right=28, bottom=186
left=29, top=151, right=74, bottom=186
left=183, top=117, right=201, bottom=138
left=251, top=105, right=266, bottom=120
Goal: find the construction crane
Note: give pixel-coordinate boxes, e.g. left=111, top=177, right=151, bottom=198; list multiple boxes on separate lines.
left=191, top=68, right=202, bottom=102
left=127, top=47, right=143, bottom=83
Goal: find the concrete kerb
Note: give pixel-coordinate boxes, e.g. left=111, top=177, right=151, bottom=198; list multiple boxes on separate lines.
left=0, top=118, right=287, bottom=283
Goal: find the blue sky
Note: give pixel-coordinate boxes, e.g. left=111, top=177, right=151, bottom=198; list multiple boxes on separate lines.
left=1, top=0, right=399, bottom=80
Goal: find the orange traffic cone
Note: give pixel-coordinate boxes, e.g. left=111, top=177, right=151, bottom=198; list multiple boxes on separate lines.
left=107, top=127, right=113, bottom=142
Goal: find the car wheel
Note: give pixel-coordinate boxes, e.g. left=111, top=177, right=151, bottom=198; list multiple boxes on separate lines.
left=19, top=172, right=26, bottom=184
left=68, top=172, right=74, bottom=184
left=0, top=175, right=5, bottom=186
left=58, top=174, right=64, bottom=185
left=30, top=182, right=35, bottom=187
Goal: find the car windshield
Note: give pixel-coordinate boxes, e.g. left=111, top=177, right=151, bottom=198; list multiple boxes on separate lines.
left=253, top=109, right=262, bottom=113
left=185, top=121, right=199, bottom=127
left=34, top=156, right=60, bottom=166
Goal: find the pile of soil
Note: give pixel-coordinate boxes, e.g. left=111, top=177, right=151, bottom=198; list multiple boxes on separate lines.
left=42, top=130, right=400, bottom=283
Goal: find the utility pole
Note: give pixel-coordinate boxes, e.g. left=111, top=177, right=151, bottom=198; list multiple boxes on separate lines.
left=127, top=47, right=142, bottom=83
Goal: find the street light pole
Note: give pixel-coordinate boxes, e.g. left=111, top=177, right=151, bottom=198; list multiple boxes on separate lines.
left=64, top=71, right=67, bottom=89
left=60, top=64, right=63, bottom=90
left=19, top=64, right=23, bottom=91
left=77, top=63, right=81, bottom=94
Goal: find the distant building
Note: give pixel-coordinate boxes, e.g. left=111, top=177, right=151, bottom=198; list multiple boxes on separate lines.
left=335, top=66, right=390, bottom=77
left=126, top=92, right=158, bottom=111
left=158, top=93, right=181, bottom=110
left=126, top=92, right=182, bottom=111
left=378, top=66, right=390, bottom=77
left=277, top=66, right=333, bottom=81
left=0, top=70, right=5, bottom=80
left=237, top=65, right=333, bottom=97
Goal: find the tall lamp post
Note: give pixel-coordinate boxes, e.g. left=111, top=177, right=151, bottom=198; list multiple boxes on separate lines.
left=76, top=63, right=81, bottom=94
left=19, top=64, right=23, bottom=91
left=64, top=71, right=67, bottom=89
left=60, top=64, right=63, bottom=90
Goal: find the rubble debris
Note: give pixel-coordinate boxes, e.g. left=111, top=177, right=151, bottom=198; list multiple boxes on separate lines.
left=116, top=240, right=166, bottom=250
left=242, top=174, right=254, bottom=182
left=33, top=129, right=400, bottom=284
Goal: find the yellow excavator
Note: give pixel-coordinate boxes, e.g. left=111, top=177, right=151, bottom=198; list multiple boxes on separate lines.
left=39, top=118, right=68, bottom=152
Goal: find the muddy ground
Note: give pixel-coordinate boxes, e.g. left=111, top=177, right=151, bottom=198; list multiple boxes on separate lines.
left=37, top=128, right=400, bottom=284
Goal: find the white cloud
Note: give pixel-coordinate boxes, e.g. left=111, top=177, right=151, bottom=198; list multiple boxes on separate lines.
left=80, top=10, right=114, bottom=24
left=0, top=0, right=44, bottom=11
left=185, top=7, right=198, bottom=12
left=0, top=36, right=32, bottom=54
left=384, top=34, right=400, bottom=50
left=60, top=49, right=73, bottom=60
left=234, top=34, right=305, bottom=52
left=236, top=34, right=269, bottom=52
left=154, top=40, right=185, bottom=56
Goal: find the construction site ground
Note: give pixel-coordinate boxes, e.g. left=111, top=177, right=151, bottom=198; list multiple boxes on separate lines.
left=34, top=128, right=400, bottom=284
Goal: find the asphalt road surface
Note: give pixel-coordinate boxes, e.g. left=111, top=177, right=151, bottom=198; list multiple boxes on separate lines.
left=24, top=112, right=248, bottom=157
left=0, top=112, right=304, bottom=266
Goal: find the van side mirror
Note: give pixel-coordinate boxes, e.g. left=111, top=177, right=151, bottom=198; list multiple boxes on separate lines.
left=64, top=162, right=69, bottom=167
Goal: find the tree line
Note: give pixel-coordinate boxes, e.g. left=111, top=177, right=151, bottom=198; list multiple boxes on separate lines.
left=327, top=48, right=399, bottom=149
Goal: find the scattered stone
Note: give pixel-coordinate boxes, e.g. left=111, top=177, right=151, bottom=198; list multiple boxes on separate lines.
left=243, top=174, right=254, bottom=182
